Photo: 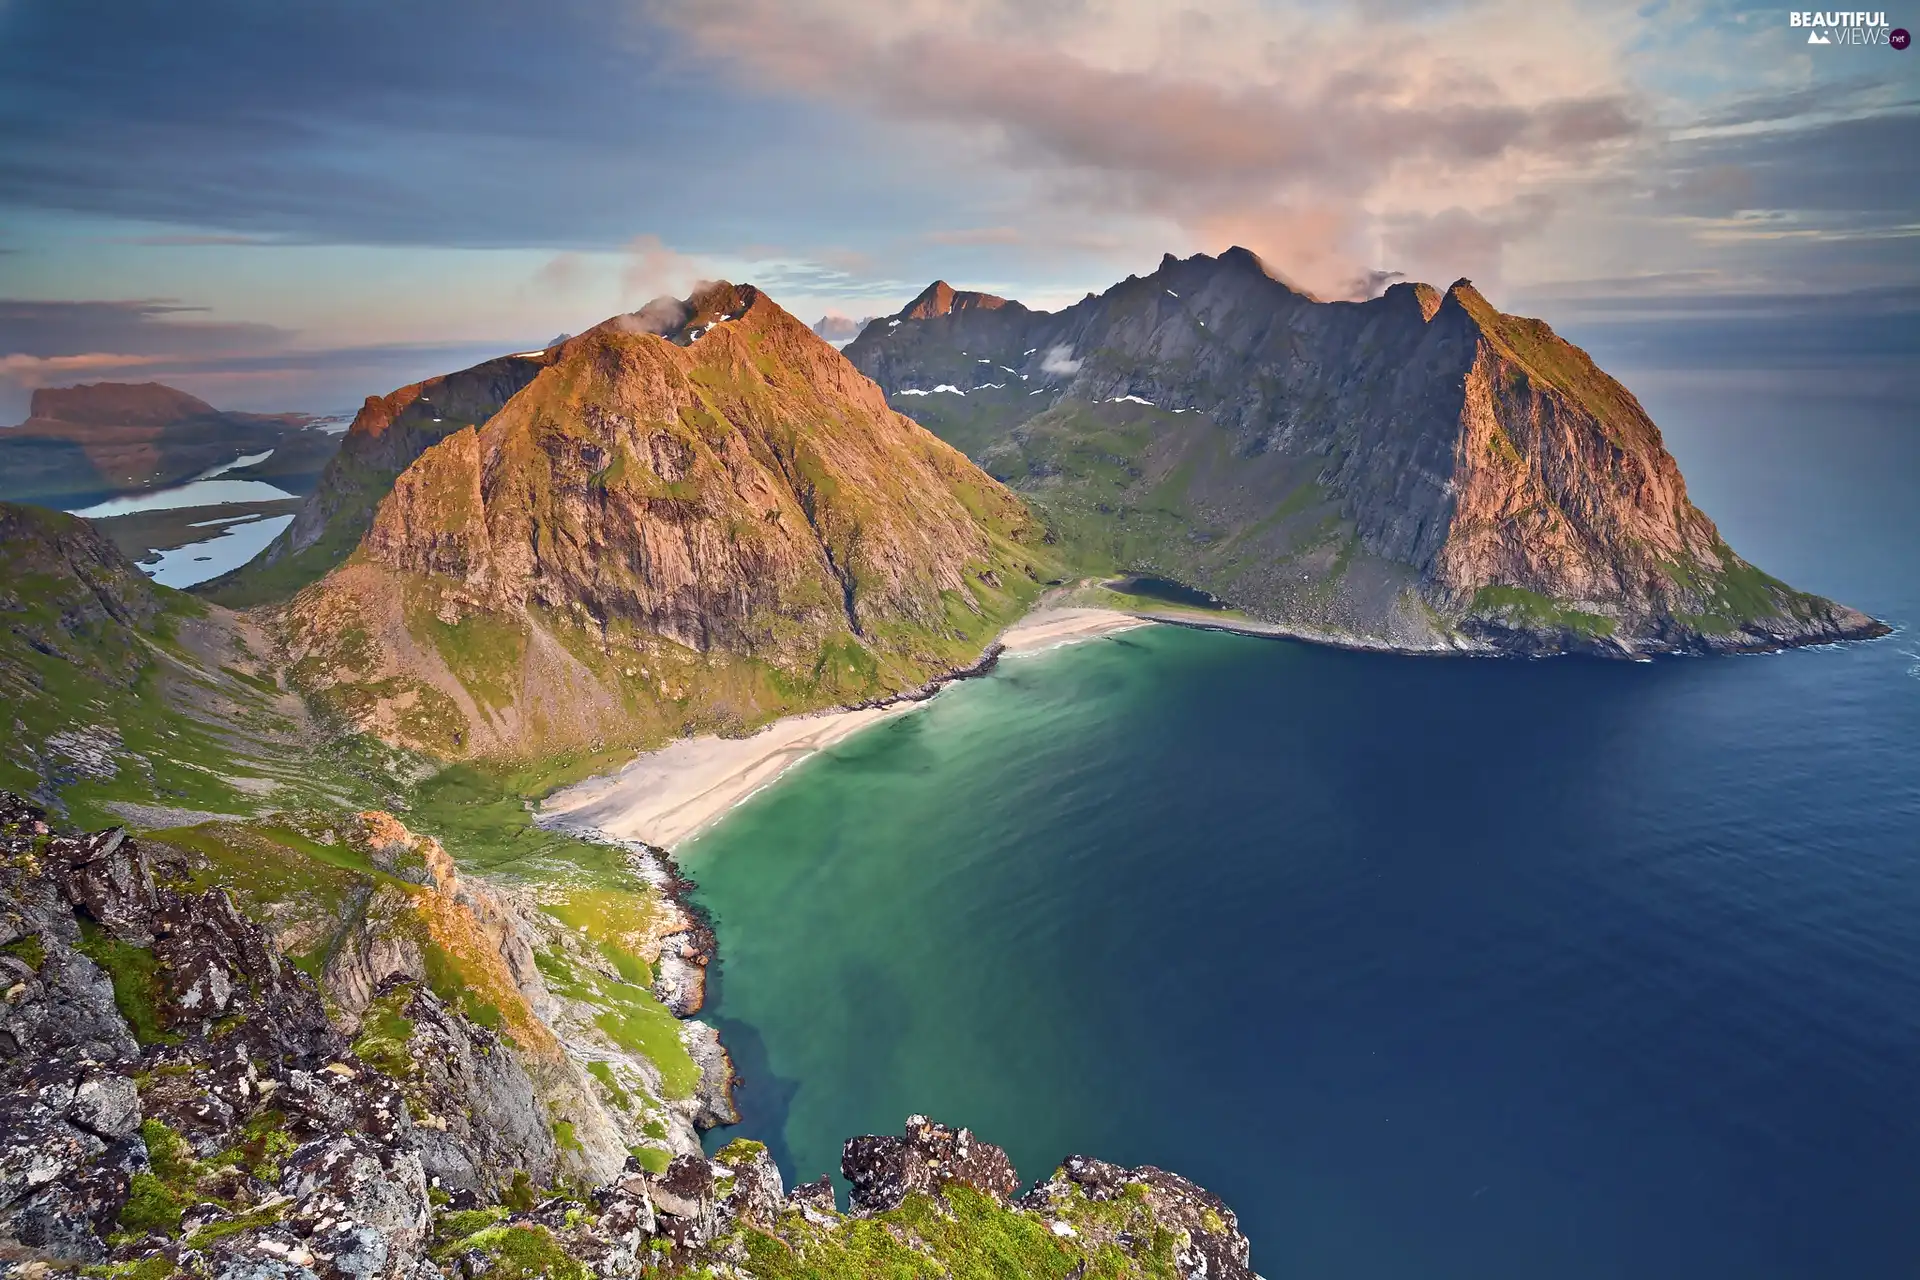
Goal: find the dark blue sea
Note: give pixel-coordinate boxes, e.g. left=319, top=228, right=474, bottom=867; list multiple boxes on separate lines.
left=683, top=367, right=1919, bottom=1279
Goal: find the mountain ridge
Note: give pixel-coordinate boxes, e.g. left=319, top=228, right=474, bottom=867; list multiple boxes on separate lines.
left=280, top=282, right=1050, bottom=765
left=844, top=248, right=1886, bottom=656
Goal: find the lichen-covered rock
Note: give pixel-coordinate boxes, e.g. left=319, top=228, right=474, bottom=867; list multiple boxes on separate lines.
left=1020, top=1153, right=1257, bottom=1280
left=711, top=1138, right=783, bottom=1230
left=842, top=1114, right=1021, bottom=1213
left=349, top=977, right=560, bottom=1197
left=44, top=825, right=162, bottom=941
left=645, top=1153, right=716, bottom=1250
left=282, top=1133, right=431, bottom=1280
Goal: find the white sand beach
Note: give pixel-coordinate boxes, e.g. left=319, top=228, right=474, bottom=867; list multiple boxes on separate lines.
left=537, top=606, right=1150, bottom=849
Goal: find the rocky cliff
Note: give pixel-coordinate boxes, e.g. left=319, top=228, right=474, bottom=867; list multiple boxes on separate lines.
left=0, top=796, right=1257, bottom=1278
left=281, top=282, right=1050, bottom=761
left=846, top=248, right=1886, bottom=656
left=200, top=353, right=559, bottom=607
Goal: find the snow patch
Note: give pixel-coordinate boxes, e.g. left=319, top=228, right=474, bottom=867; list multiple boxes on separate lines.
left=889, top=319, right=902, bottom=327
left=1108, top=395, right=1154, bottom=406
left=1166, top=289, right=1179, bottom=297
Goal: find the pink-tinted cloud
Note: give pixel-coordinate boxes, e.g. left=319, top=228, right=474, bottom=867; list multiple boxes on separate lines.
left=656, top=0, right=1643, bottom=296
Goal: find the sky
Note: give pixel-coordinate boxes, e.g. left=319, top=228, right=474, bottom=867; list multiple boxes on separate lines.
left=0, top=0, right=1914, bottom=418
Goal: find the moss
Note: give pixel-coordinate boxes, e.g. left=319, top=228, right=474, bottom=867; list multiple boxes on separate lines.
left=0, top=932, right=45, bottom=971
left=74, top=923, right=178, bottom=1047
left=1472, top=585, right=1618, bottom=639
left=503, top=1169, right=536, bottom=1212
left=117, top=1172, right=188, bottom=1238
left=585, top=1060, right=632, bottom=1109
left=630, top=1145, right=671, bottom=1174
left=736, top=1183, right=1158, bottom=1280
left=440, top=1225, right=590, bottom=1280
left=182, top=1199, right=289, bottom=1247
left=351, top=986, right=418, bottom=1078
left=434, top=1205, right=511, bottom=1248
left=211, top=1108, right=298, bottom=1183
left=80, top=1255, right=178, bottom=1280
left=715, top=1137, right=768, bottom=1167
left=551, top=1119, right=583, bottom=1153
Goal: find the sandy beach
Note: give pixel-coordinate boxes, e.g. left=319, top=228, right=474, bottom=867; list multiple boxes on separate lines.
left=537, top=606, right=1150, bottom=849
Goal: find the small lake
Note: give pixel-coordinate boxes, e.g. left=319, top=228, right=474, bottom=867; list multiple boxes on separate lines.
left=142, top=513, right=295, bottom=588
left=68, top=450, right=294, bottom=517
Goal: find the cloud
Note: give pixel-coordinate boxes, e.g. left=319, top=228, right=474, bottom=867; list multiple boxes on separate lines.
left=657, top=0, right=1645, bottom=294
left=926, top=227, right=1023, bottom=246
left=107, top=233, right=278, bottom=246
left=1039, top=345, right=1081, bottom=375
left=609, top=295, right=694, bottom=337
left=0, top=299, right=289, bottom=360
left=620, top=234, right=707, bottom=304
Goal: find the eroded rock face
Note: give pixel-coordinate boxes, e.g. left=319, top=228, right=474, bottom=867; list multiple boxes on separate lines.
left=350, top=977, right=560, bottom=1196
left=842, top=1113, right=1021, bottom=1213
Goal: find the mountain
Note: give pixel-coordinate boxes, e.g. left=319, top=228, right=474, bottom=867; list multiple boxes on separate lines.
left=845, top=248, right=1887, bottom=656
left=281, top=282, right=1050, bottom=765
left=809, top=313, right=875, bottom=343
left=0, top=382, right=339, bottom=509
left=198, top=351, right=560, bottom=606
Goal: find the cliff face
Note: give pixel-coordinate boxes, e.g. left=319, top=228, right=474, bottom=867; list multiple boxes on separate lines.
left=284, top=283, right=1048, bottom=759
left=202, top=352, right=557, bottom=606
left=844, top=248, right=1885, bottom=655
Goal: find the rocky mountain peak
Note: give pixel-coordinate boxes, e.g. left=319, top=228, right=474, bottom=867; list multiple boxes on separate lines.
left=899, top=280, right=1012, bottom=320
left=1381, top=280, right=1445, bottom=322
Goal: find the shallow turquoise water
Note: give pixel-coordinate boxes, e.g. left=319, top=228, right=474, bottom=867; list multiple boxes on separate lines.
left=682, top=377, right=1920, bottom=1279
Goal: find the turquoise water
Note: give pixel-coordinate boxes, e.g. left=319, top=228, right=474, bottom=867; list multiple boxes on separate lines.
left=682, top=377, right=1920, bottom=1278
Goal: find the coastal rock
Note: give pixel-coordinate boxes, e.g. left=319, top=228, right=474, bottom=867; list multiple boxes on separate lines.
left=679, top=1020, right=738, bottom=1130
left=0, top=799, right=1268, bottom=1279
left=1021, top=1153, right=1256, bottom=1280
left=842, top=1114, right=1021, bottom=1213
left=712, top=1138, right=784, bottom=1230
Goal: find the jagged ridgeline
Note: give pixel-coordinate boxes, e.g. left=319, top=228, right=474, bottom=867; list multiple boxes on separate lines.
left=277, top=282, right=1051, bottom=765
left=845, top=248, right=1886, bottom=655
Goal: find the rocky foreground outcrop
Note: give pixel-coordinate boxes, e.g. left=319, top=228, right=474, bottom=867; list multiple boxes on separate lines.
left=0, top=798, right=1258, bottom=1278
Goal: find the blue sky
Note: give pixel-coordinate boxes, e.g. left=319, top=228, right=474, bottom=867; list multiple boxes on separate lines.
left=0, top=0, right=1913, bottom=417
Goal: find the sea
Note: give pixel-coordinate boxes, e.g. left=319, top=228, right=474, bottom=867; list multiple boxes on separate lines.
left=680, top=367, right=1919, bottom=1279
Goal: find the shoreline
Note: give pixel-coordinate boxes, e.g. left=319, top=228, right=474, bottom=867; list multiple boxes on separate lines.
left=536, top=606, right=1149, bottom=852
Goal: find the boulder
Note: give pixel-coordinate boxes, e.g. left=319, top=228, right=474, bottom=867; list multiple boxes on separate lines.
left=842, top=1114, right=1020, bottom=1213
